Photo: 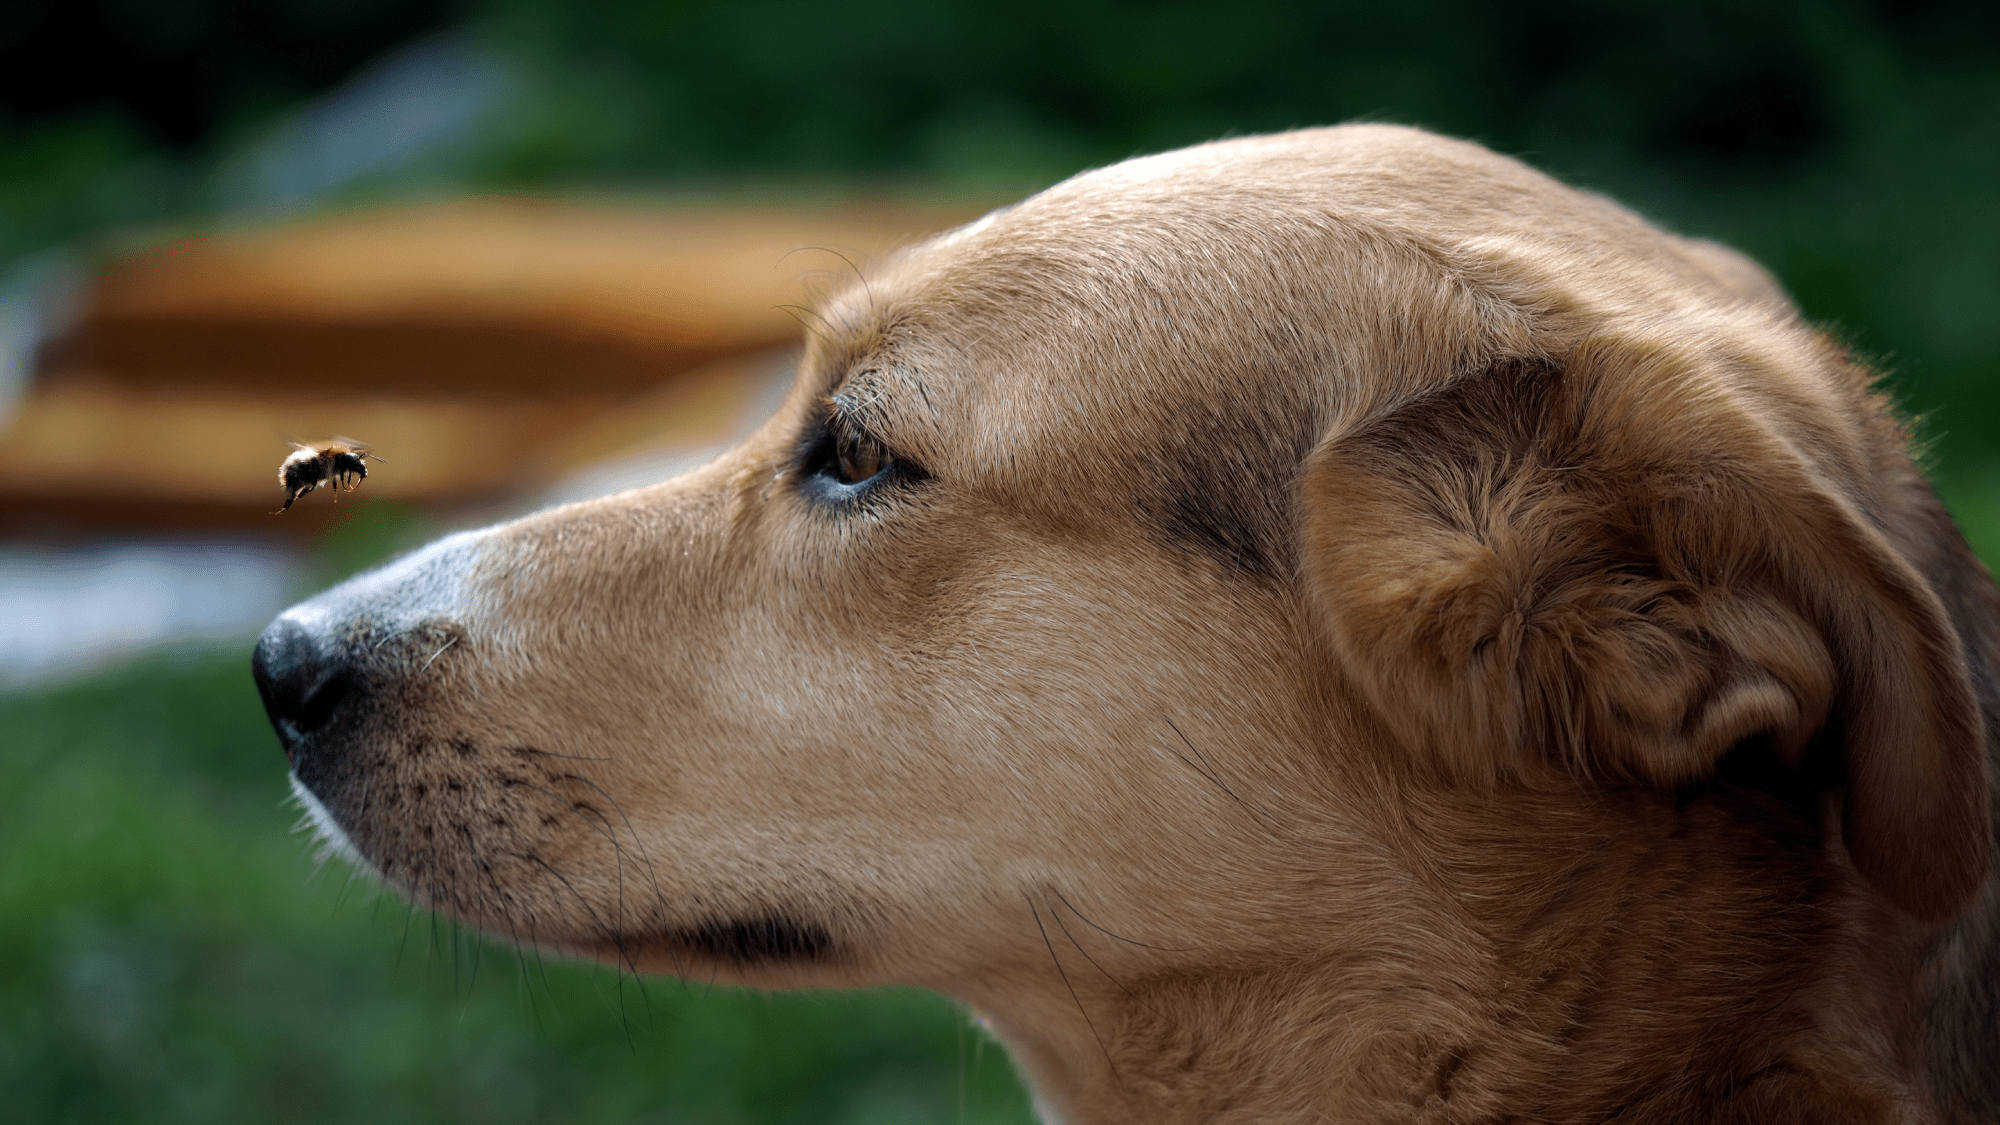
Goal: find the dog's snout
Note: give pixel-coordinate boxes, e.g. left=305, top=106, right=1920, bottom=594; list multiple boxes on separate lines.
left=251, top=531, right=482, bottom=773
left=253, top=614, right=356, bottom=757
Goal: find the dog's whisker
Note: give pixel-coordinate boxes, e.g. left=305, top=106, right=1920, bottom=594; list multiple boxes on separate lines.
left=515, top=848, right=624, bottom=959
left=1028, top=892, right=1124, bottom=1091
left=518, top=779, right=626, bottom=861
left=512, top=780, right=650, bottom=977
left=389, top=804, right=426, bottom=981
left=330, top=861, right=362, bottom=918
left=1043, top=890, right=1161, bottom=1019
left=432, top=790, right=496, bottom=999
left=515, top=851, right=646, bottom=1015
left=324, top=777, right=372, bottom=916
left=555, top=771, right=668, bottom=910
left=452, top=914, right=475, bottom=999
left=464, top=777, right=523, bottom=937
left=520, top=912, right=560, bottom=1030
left=511, top=747, right=613, bottom=762
left=419, top=636, right=459, bottom=673
left=811, top=245, right=875, bottom=316
left=420, top=897, right=435, bottom=967
left=774, top=302, right=834, bottom=342
left=1050, top=886, right=1193, bottom=953
left=1163, top=718, right=1284, bottom=831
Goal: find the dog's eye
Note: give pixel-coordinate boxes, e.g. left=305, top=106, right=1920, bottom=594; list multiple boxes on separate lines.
left=798, top=416, right=917, bottom=503
left=833, top=430, right=891, bottom=484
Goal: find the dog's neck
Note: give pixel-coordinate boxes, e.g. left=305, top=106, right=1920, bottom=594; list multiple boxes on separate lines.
left=976, top=783, right=1932, bottom=1125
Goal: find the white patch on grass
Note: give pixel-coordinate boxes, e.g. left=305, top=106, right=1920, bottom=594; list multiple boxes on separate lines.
left=0, top=541, right=297, bottom=686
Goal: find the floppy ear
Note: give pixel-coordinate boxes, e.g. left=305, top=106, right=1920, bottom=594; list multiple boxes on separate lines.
left=1300, top=343, right=1990, bottom=920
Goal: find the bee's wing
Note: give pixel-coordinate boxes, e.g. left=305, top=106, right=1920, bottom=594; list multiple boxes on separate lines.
left=331, top=435, right=386, bottom=463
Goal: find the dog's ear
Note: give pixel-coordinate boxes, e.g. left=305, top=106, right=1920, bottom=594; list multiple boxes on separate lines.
left=1300, top=341, right=1989, bottom=920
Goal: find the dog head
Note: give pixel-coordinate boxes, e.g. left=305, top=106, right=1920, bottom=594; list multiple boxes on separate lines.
left=254, top=124, right=1991, bottom=1118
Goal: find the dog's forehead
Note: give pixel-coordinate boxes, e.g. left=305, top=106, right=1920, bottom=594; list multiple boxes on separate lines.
left=806, top=130, right=1513, bottom=468
left=805, top=124, right=1815, bottom=486
left=810, top=238, right=1310, bottom=495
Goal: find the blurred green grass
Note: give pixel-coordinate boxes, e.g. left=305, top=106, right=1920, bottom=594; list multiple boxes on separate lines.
left=0, top=505, right=1035, bottom=1125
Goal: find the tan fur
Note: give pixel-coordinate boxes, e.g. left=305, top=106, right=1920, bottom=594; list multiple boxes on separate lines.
left=260, top=125, right=2000, bottom=1123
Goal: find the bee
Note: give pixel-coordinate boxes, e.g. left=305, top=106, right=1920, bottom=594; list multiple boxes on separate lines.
left=275, top=438, right=384, bottom=513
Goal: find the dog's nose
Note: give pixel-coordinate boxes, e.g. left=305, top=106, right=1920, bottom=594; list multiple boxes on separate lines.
left=252, top=614, right=356, bottom=759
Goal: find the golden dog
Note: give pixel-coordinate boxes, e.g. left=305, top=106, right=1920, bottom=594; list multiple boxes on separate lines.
left=254, top=125, right=2000, bottom=1123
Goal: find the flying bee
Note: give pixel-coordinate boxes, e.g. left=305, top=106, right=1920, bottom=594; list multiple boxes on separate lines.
left=275, top=438, right=384, bottom=513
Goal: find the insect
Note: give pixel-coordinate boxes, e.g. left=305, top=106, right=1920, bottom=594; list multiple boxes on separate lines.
left=274, top=439, right=384, bottom=513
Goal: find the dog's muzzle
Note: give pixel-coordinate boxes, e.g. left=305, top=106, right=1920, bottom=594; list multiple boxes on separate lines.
left=250, top=530, right=483, bottom=812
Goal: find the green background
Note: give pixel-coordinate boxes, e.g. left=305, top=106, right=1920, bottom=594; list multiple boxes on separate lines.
left=2, top=1, right=1996, bottom=1121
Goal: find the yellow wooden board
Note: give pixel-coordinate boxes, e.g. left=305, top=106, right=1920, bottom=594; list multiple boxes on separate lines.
left=2, top=196, right=985, bottom=530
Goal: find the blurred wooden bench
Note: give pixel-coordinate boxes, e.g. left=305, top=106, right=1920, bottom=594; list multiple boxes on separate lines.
left=0, top=197, right=982, bottom=534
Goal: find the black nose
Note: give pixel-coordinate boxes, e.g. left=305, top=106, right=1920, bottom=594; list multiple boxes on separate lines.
left=252, top=615, right=356, bottom=758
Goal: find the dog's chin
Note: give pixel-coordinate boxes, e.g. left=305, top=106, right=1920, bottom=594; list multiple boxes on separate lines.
left=290, top=772, right=368, bottom=868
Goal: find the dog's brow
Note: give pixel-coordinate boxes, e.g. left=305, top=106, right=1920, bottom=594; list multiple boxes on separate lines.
left=830, top=365, right=928, bottom=435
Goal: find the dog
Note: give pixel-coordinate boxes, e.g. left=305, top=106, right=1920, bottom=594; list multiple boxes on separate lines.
left=252, top=124, right=2000, bottom=1124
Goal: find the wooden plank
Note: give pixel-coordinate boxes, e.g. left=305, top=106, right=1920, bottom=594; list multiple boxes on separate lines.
left=39, top=198, right=982, bottom=396
left=2, top=197, right=985, bottom=530
left=0, top=383, right=609, bottom=506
